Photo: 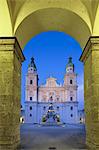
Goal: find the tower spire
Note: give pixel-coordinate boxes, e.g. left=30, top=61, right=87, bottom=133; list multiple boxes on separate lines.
left=68, top=57, right=72, bottom=63
left=66, top=57, right=74, bottom=73
left=28, top=57, right=37, bottom=71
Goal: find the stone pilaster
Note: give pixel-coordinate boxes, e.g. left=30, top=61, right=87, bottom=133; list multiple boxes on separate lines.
left=80, top=36, right=99, bottom=150
left=0, top=37, right=25, bottom=150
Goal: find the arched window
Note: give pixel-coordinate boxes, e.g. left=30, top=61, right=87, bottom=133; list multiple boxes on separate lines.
left=57, top=106, right=59, bottom=110
left=71, top=114, right=73, bottom=117
left=43, top=106, right=46, bottom=110
left=30, top=106, right=32, bottom=110
left=70, top=106, right=73, bottom=110
left=70, top=97, right=73, bottom=101
left=30, top=97, right=32, bottom=100
left=30, top=114, right=32, bottom=117
left=30, top=80, right=33, bottom=84
left=70, top=79, right=73, bottom=84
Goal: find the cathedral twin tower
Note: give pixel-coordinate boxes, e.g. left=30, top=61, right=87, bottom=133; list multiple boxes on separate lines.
left=25, top=57, right=78, bottom=124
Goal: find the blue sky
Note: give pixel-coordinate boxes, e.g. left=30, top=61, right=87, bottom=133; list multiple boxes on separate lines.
left=21, top=31, right=84, bottom=109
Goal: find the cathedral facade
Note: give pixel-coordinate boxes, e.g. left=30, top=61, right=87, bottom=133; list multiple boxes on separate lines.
left=25, top=57, right=79, bottom=124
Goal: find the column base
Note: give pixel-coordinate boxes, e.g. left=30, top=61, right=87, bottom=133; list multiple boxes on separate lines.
left=0, top=141, right=20, bottom=150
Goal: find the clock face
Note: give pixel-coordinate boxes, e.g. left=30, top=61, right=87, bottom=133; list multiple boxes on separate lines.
left=66, top=68, right=69, bottom=72
left=66, top=67, right=73, bottom=73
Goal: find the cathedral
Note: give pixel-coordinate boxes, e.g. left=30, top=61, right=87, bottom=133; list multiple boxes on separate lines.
left=25, top=57, right=79, bottom=124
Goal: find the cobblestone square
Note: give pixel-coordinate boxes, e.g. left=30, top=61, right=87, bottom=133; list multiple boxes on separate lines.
left=19, top=124, right=86, bottom=150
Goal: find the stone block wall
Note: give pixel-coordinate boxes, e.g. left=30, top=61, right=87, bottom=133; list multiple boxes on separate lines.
left=0, top=38, right=25, bottom=150
left=80, top=37, right=99, bottom=150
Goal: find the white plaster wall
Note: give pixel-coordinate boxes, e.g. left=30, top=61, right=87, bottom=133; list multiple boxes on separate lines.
left=25, top=102, right=38, bottom=123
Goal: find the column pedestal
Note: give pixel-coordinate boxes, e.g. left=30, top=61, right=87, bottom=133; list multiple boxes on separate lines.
left=80, top=36, right=99, bottom=150
left=0, top=37, right=25, bottom=150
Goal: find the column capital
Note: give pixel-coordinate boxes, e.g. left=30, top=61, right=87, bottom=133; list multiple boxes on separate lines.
left=80, top=36, right=99, bottom=63
left=0, top=37, right=25, bottom=62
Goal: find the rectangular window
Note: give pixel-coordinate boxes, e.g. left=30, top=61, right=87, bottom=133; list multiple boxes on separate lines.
left=30, top=97, right=32, bottom=100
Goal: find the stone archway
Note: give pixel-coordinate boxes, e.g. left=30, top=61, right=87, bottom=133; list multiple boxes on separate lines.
left=15, top=7, right=91, bottom=49
left=0, top=1, right=99, bottom=149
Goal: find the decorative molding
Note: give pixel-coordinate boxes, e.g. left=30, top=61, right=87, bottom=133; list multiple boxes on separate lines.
left=0, top=37, right=25, bottom=62
left=80, top=36, right=99, bottom=63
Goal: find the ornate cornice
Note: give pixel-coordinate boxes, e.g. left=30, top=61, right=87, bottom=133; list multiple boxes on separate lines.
left=0, top=37, right=25, bottom=62
left=80, top=36, right=99, bottom=63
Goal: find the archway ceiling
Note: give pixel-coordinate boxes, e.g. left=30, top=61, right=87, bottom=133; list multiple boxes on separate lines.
left=15, top=8, right=91, bottom=49
left=7, top=0, right=26, bottom=25
left=81, top=0, right=99, bottom=26
left=1, top=0, right=99, bottom=48
left=7, top=0, right=99, bottom=28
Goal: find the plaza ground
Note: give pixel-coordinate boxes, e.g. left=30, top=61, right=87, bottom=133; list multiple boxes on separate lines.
left=19, top=124, right=87, bottom=150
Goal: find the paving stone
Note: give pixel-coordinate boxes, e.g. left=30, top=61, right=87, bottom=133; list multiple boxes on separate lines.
left=18, top=124, right=87, bottom=150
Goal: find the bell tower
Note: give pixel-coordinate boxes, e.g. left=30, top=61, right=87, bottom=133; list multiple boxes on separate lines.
left=25, top=57, right=39, bottom=124
left=63, top=57, right=78, bottom=123
left=26, top=57, right=38, bottom=102
left=66, top=57, right=74, bottom=73
left=64, top=57, right=78, bottom=102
